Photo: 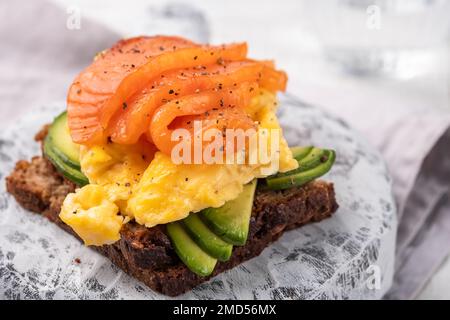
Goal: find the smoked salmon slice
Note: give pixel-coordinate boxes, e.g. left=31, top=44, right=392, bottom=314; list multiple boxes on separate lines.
left=67, top=36, right=288, bottom=151
left=107, top=61, right=265, bottom=145
left=149, top=82, right=258, bottom=156
left=67, top=36, right=248, bottom=145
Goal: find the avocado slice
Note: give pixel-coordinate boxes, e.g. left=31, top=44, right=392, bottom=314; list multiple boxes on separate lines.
left=44, top=136, right=89, bottom=186
left=265, top=149, right=336, bottom=190
left=274, top=147, right=327, bottom=178
left=43, top=111, right=89, bottom=186
left=183, top=214, right=233, bottom=261
left=290, top=146, right=313, bottom=161
left=201, top=179, right=257, bottom=246
left=166, top=222, right=217, bottom=277
left=46, top=112, right=81, bottom=170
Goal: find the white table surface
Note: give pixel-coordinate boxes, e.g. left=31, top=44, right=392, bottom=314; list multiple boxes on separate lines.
left=29, top=0, right=450, bottom=299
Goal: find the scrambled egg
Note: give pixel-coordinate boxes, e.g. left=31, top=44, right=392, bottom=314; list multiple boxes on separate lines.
left=60, top=185, right=122, bottom=246
left=60, top=90, right=298, bottom=245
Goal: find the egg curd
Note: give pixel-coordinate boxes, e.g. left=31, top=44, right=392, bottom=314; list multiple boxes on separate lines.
left=60, top=90, right=298, bottom=246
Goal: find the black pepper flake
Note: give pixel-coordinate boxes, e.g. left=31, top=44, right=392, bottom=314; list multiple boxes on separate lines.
left=107, top=136, right=113, bottom=144
left=185, top=177, right=189, bottom=182
left=193, top=55, right=198, bottom=60
left=125, top=182, right=131, bottom=187
left=74, top=258, right=81, bottom=264
left=122, top=102, right=128, bottom=110
left=168, top=89, right=174, bottom=94
left=131, top=64, right=135, bottom=68
left=159, top=46, right=165, bottom=51
left=219, top=99, right=224, bottom=107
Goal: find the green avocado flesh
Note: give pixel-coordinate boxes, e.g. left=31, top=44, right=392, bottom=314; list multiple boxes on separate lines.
left=265, top=148, right=336, bottom=190
left=168, top=180, right=257, bottom=275
left=183, top=214, right=233, bottom=261
left=44, top=140, right=89, bottom=186
left=273, top=147, right=327, bottom=179
left=201, top=179, right=257, bottom=246
left=290, top=146, right=313, bottom=161
left=46, top=112, right=81, bottom=169
left=166, top=222, right=217, bottom=277
left=43, top=112, right=88, bottom=186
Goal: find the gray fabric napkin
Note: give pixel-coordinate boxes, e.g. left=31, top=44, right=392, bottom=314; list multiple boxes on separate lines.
left=1, top=0, right=449, bottom=300
left=384, top=119, right=450, bottom=299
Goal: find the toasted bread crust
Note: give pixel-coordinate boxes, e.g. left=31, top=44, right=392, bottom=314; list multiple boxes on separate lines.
left=6, top=156, right=338, bottom=296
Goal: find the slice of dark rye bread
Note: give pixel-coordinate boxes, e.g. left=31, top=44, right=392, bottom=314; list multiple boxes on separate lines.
left=6, top=150, right=338, bottom=296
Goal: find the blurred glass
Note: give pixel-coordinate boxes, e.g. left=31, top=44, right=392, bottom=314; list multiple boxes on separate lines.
left=303, top=0, right=450, bottom=78
left=144, top=2, right=210, bottom=43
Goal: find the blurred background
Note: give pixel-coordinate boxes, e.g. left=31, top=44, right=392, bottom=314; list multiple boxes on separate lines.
left=2, top=0, right=450, bottom=299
